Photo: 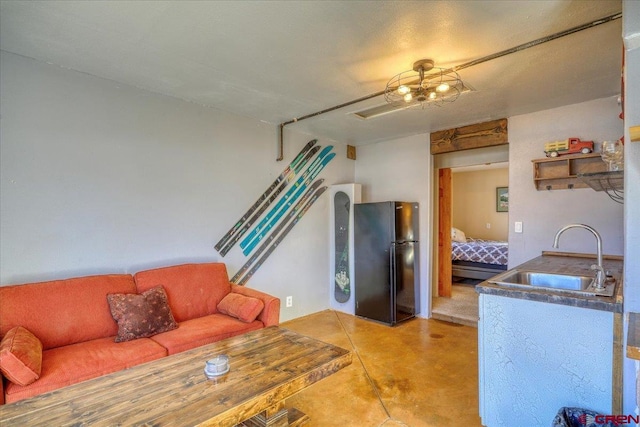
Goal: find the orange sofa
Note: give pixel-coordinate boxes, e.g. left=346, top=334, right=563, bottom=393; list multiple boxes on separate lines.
left=0, top=262, right=280, bottom=404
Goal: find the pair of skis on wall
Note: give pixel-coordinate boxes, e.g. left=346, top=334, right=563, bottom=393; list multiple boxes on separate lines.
left=239, top=145, right=334, bottom=256
left=214, top=139, right=319, bottom=256
left=213, top=139, right=334, bottom=284
left=231, top=180, right=328, bottom=285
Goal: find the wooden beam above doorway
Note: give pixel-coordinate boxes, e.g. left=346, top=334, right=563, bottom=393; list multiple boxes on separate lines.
left=430, top=118, right=508, bottom=155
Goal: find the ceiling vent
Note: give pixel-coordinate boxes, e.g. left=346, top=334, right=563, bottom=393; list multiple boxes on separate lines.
left=352, top=83, right=474, bottom=120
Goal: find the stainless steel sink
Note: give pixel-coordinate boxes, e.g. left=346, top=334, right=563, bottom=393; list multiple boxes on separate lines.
left=487, top=269, right=615, bottom=297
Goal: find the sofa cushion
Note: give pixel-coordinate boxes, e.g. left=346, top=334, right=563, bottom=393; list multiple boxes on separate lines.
left=107, top=286, right=178, bottom=343
left=230, top=285, right=281, bottom=327
left=3, top=337, right=167, bottom=404
left=150, top=314, right=263, bottom=355
left=0, top=326, right=43, bottom=386
left=217, top=293, right=264, bottom=323
left=0, top=275, right=137, bottom=350
left=134, top=263, right=231, bottom=322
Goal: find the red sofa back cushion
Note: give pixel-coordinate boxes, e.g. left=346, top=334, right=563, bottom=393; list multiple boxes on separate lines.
left=134, top=263, right=231, bottom=323
left=0, top=275, right=137, bottom=350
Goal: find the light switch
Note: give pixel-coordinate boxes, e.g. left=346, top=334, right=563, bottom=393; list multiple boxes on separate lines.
left=515, top=221, right=523, bottom=233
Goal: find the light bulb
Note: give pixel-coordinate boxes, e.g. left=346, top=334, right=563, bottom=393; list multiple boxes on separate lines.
left=428, top=91, right=437, bottom=100
left=403, top=93, right=413, bottom=102
left=436, top=82, right=450, bottom=92
left=397, top=85, right=410, bottom=95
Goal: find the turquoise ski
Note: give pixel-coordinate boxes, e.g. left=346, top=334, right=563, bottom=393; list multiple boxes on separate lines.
left=214, top=139, right=317, bottom=253
left=230, top=179, right=324, bottom=283
left=241, top=151, right=335, bottom=256
left=234, top=185, right=329, bottom=285
left=239, top=145, right=333, bottom=251
left=217, top=145, right=320, bottom=257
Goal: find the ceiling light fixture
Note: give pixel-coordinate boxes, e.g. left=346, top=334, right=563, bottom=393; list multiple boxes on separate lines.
left=384, top=59, right=464, bottom=107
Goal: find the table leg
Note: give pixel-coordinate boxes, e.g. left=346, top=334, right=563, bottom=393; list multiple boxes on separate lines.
left=237, top=402, right=309, bottom=427
left=285, top=408, right=310, bottom=427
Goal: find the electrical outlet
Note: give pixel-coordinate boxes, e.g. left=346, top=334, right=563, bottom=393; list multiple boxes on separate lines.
left=286, top=296, right=293, bottom=307
left=486, top=223, right=491, bottom=229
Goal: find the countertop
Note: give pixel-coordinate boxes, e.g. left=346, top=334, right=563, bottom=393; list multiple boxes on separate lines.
left=476, top=251, right=623, bottom=313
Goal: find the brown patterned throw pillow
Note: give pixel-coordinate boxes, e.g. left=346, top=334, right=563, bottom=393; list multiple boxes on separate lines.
left=107, top=285, right=178, bottom=342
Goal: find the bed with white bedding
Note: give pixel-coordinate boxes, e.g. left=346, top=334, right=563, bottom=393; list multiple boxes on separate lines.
left=450, top=228, right=508, bottom=280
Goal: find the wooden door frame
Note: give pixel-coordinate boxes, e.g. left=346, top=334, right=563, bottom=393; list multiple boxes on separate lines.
left=437, top=168, right=452, bottom=298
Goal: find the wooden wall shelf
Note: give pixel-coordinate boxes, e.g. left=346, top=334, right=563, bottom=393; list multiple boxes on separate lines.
left=532, top=153, right=607, bottom=191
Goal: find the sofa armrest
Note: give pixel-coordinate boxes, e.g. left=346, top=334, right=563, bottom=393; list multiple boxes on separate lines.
left=230, top=284, right=280, bottom=327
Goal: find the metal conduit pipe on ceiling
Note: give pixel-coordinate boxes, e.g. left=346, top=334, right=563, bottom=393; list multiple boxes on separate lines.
left=276, top=12, right=622, bottom=161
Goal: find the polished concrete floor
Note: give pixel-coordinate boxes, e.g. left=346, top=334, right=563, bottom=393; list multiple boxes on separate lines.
left=281, top=310, right=481, bottom=427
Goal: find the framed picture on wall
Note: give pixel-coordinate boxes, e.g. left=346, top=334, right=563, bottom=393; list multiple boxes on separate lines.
left=496, top=187, right=509, bottom=212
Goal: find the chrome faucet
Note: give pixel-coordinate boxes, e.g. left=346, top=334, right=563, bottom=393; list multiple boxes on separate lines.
left=553, top=224, right=605, bottom=290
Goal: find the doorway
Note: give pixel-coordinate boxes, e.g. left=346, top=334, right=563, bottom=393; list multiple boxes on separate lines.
left=430, top=147, right=509, bottom=326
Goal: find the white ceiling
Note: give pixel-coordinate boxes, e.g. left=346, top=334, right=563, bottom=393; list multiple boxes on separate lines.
left=0, top=0, right=623, bottom=146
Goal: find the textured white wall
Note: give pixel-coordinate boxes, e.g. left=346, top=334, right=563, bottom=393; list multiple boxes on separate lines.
left=0, top=51, right=355, bottom=322
left=508, top=97, right=624, bottom=268
left=479, top=294, right=614, bottom=425
left=354, top=134, right=432, bottom=317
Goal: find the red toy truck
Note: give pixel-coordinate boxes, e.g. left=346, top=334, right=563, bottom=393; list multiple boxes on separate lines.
left=544, top=138, right=594, bottom=157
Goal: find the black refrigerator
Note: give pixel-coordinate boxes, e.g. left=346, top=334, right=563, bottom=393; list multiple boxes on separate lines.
left=354, top=201, right=419, bottom=325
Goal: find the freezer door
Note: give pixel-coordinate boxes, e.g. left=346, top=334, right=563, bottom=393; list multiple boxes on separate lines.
left=393, top=202, right=419, bottom=242
left=354, top=202, right=394, bottom=325
left=394, top=241, right=418, bottom=323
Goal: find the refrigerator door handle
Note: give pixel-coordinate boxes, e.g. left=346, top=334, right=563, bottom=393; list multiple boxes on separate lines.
left=390, top=242, right=396, bottom=324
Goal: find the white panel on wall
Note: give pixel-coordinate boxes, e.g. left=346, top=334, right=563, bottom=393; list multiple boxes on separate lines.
left=328, top=184, right=361, bottom=314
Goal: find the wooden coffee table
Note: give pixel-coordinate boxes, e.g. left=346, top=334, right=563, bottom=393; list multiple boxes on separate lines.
left=0, top=326, right=352, bottom=426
